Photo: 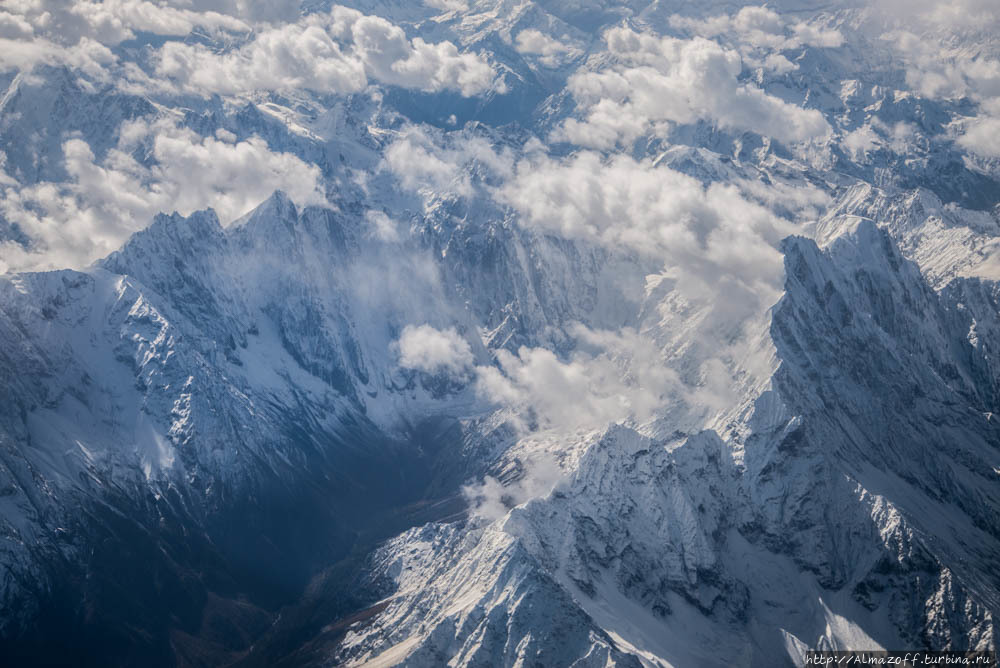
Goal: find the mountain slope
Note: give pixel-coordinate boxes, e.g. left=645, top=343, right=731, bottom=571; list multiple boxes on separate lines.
left=331, top=220, right=998, bottom=667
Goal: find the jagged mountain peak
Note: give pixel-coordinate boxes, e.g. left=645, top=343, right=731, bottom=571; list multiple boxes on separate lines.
left=232, top=189, right=299, bottom=230
left=336, top=211, right=1000, bottom=666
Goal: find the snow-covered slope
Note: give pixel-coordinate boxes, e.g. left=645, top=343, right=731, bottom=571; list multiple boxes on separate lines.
left=329, top=220, right=999, bottom=667
left=0, top=184, right=654, bottom=663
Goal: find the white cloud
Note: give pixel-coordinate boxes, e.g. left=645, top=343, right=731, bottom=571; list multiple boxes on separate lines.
left=514, top=29, right=577, bottom=68
left=214, top=127, right=237, bottom=143
left=485, top=150, right=808, bottom=420
left=184, top=0, right=301, bottom=23
left=0, top=0, right=251, bottom=76
left=555, top=28, right=831, bottom=149
left=0, top=9, right=33, bottom=38
left=762, top=52, right=797, bottom=74
left=424, top=0, right=467, bottom=12
left=365, top=210, right=401, bottom=242
left=873, top=0, right=1000, bottom=154
left=397, top=324, right=474, bottom=377
left=68, top=0, right=249, bottom=44
left=733, top=175, right=831, bottom=221
left=0, top=34, right=115, bottom=78
left=842, top=124, right=880, bottom=159
left=145, top=6, right=497, bottom=98
left=150, top=21, right=366, bottom=96
left=876, top=0, right=999, bottom=33
left=475, top=325, right=682, bottom=432
left=958, top=99, right=1000, bottom=158
left=498, top=151, right=794, bottom=306
left=791, top=22, right=844, bottom=49
left=0, top=118, right=326, bottom=272
left=0, top=3, right=496, bottom=98
left=380, top=131, right=795, bottom=431
left=870, top=0, right=1000, bottom=161
left=836, top=117, right=927, bottom=159
left=670, top=6, right=843, bottom=51
left=383, top=125, right=514, bottom=201
left=462, top=452, right=563, bottom=521
left=959, top=114, right=1000, bottom=157
left=384, top=128, right=472, bottom=196
left=883, top=30, right=1000, bottom=101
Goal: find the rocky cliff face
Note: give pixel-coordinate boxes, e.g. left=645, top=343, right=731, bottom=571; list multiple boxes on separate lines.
left=0, top=185, right=652, bottom=664
left=331, top=220, right=999, bottom=667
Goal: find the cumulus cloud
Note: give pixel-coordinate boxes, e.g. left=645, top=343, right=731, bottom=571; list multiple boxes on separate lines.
left=666, top=6, right=841, bottom=77
left=397, top=324, right=475, bottom=377
left=384, top=128, right=472, bottom=196
left=144, top=6, right=498, bottom=97
left=186, top=0, right=301, bottom=23
left=877, top=29, right=1000, bottom=159
left=882, top=30, right=1000, bottom=101
left=514, top=29, right=578, bottom=68
left=0, top=9, right=33, bottom=39
left=733, top=175, right=831, bottom=222
left=482, top=149, right=814, bottom=425
left=0, top=118, right=326, bottom=272
left=68, top=0, right=249, bottom=43
left=555, top=27, right=831, bottom=149
left=381, top=132, right=814, bottom=430
left=379, top=129, right=796, bottom=429
left=0, top=2, right=496, bottom=98
left=0, top=0, right=250, bottom=76
left=670, top=6, right=843, bottom=51
left=498, top=151, right=793, bottom=305
left=0, top=34, right=114, bottom=78
left=762, top=52, right=797, bottom=74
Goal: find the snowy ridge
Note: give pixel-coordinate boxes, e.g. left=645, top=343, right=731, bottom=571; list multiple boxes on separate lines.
left=335, top=219, right=999, bottom=666
left=0, top=184, right=653, bottom=643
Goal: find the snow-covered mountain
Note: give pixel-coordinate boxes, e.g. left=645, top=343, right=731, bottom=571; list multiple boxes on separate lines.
left=0, top=1, right=999, bottom=666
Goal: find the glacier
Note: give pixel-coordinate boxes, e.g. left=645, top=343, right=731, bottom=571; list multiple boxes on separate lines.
left=0, top=0, right=999, bottom=666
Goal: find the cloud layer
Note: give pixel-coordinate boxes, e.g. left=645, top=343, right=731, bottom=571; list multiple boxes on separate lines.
left=498, top=150, right=794, bottom=306
left=670, top=6, right=843, bottom=52
left=872, top=0, right=1000, bottom=158
left=0, top=118, right=326, bottom=272
left=0, top=0, right=248, bottom=75
left=0, top=3, right=498, bottom=98
left=556, top=26, right=831, bottom=149
left=145, top=6, right=497, bottom=97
